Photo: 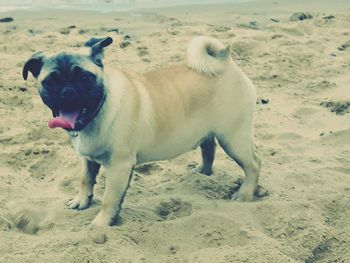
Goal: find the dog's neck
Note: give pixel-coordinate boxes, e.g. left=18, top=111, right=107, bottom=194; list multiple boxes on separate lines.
left=69, top=69, right=126, bottom=166
left=75, top=70, right=122, bottom=138
left=69, top=99, right=112, bottom=165
left=77, top=98, right=108, bottom=137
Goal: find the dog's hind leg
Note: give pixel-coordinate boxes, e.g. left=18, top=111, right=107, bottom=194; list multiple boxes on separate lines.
left=216, top=126, right=261, bottom=201
left=199, top=136, right=216, bottom=175
left=67, top=159, right=100, bottom=210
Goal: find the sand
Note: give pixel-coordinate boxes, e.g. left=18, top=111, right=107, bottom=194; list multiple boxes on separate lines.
left=1, top=0, right=350, bottom=262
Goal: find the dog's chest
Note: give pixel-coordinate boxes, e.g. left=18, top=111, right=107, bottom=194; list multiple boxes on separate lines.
left=70, top=132, right=110, bottom=165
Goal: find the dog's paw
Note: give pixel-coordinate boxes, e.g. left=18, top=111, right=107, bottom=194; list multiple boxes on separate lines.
left=90, top=212, right=112, bottom=227
left=231, top=181, right=269, bottom=201
left=197, top=166, right=213, bottom=176
left=231, top=183, right=255, bottom=202
left=231, top=191, right=255, bottom=202
left=66, top=194, right=93, bottom=210
left=188, top=162, right=212, bottom=176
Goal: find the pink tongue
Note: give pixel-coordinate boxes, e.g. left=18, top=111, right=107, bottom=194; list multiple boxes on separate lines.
left=48, top=111, right=80, bottom=129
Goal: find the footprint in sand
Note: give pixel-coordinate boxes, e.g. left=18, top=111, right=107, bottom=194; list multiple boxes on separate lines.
left=306, top=80, right=336, bottom=92
left=136, top=46, right=151, bottom=63
left=169, top=54, right=183, bottom=62
left=0, top=216, right=12, bottom=231
left=320, top=100, right=350, bottom=115
left=134, top=163, right=162, bottom=175
left=137, top=46, right=149, bottom=57
left=231, top=40, right=261, bottom=59
left=186, top=175, right=268, bottom=200
left=289, top=12, right=313, bottom=21
left=210, top=25, right=231, bottom=33
left=155, top=198, right=192, bottom=220
left=59, top=27, right=71, bottom=35
left=167, top=28, right=180, bottom=36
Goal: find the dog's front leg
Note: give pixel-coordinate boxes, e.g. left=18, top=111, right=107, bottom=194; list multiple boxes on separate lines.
left=67, top=159, right=100, bottom=210
left=91, top=156, right=134, bottom=227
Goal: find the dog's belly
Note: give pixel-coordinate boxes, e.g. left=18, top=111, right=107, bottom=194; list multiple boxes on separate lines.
left=137, top=142, right=194, bottom=164
left=136, top=129, right=207, bottom=164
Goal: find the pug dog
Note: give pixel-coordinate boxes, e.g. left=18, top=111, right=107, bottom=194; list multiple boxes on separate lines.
left=23, top=36, right=261, bottom=227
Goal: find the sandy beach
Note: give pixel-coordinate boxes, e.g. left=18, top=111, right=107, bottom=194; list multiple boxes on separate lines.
left=0, top=0, right=350, bottom=262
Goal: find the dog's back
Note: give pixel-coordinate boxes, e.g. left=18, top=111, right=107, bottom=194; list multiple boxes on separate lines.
left=131, top=37, right=256, bottom=163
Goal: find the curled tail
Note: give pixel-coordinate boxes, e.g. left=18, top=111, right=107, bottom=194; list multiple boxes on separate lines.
left=187, top=36, right=231, bottom=77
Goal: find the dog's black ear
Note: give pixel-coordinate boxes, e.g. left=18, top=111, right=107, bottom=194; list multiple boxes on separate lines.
left=23, top=52, right=45, bottom=80
left=85, top=37, right=113, bottom=67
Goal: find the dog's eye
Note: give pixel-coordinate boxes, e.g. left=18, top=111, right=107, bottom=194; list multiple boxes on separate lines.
left=42, top=78, right=52, bottom=86
left=80, top=73, right=95, bottom=84
left=42, top=73, right=58, bottom=86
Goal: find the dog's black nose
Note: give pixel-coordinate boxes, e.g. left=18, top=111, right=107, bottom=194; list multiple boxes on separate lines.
left=60, top=86, right=77, bottom=100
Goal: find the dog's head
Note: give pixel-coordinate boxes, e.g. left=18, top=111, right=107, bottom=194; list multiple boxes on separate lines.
left=23, top=37, right=113, bottom=131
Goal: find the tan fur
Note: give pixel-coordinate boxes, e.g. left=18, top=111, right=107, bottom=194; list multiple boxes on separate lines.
left=143, top=65, right=218, bottom=140
left=187, top=35, right=230, bottom=76
left=66, top=36, right=261, bottom=227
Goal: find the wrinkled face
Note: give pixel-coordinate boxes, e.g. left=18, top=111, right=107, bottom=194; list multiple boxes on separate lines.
left=23, top=36, right=113, bottom=132
left=38, top=53, right=105, bottom=131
